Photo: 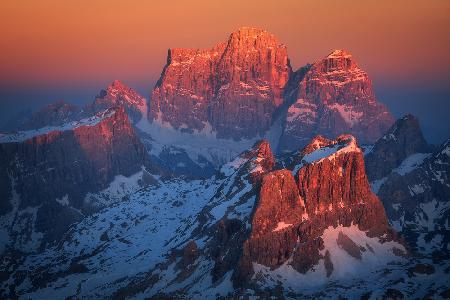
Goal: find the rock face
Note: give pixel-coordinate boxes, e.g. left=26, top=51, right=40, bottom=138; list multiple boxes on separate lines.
left=149, top=27, right=291, bottom=140
left=0, top=107, right=148, bottom=251
left=279, top=50, right=394, bottom=151
left=91, top=80, right=147, bottom=124
left=239, top=135, right=397, bottom=281
left=363, top=116, right=449, bottom=256
left=142, top=30, right=398, bottom=175
left=375, top=138, right=450, bottom=255
left=3, top=133, right=444, bottom=300
left=365, top=114, right=430, bottom=181
left=250, top=169, right=305, bottom=238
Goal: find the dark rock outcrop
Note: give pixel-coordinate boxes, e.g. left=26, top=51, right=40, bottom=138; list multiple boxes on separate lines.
left=365, top=114, right=430, bottom=181
left=376, top=139, right=450, bottom=254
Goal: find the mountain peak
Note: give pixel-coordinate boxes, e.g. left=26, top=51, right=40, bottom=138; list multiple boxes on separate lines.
left=226, top=27, right=281, bottom=50
left=321, top=49, right=358, bottom=72
left=301, top=135, right=334, bottom=156
left=150, top=27, right=290, bottom=140
left=229, top=27, right=271, bottom=39
left=279, top=46, right=394, bottom=151
left=327, top=49, right=352, bottom=59
left=253, top=139, right=273, bottom=158
left=301, top=134, right=361, bottom=165
left=92, top=81, right=147, bottom=124
left=18, top=100, right=79, bottom=131
left=110, top=79, right=126, bottom=89
left=382, top=114, right=426, bottom=143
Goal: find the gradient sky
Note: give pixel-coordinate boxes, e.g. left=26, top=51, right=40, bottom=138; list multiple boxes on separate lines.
left=1, top=0, right=449, bottom=143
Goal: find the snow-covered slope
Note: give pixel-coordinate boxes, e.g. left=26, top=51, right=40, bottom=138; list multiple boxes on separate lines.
left=2, top=135, right=450, bottom=299
left=136, top=111, right=283, bottom=176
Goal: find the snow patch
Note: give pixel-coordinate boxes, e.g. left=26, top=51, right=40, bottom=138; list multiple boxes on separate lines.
left=328, top=103, right=363, bottom=127
left=393, top=153, right=431, bottom=176
left=273, top=222, right=293, bottom=232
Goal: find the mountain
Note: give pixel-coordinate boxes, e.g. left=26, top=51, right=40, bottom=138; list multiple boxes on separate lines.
left=365, top=114, right=431, bottom=182
left=2, top=29, right=397, bottom=178
left=141, top=29, right=395, bottom=172
left=134, top=27, right=291, bottom=175
left=364, top=115, right=449, bottom=257
left=1, top=28, right=450, bottom=299
left=237, top=135, right=402, bottom=286
left=149, top=27, right=291, bottom=140
left=2, top=134, right=449, bottom=299
left=0, top=107, right=151, bottom=254
left=376, top=139, right=450, bottom=255
left=90, top=80, right=147, bottom=124
left=279, top=49, right=394, bottom=152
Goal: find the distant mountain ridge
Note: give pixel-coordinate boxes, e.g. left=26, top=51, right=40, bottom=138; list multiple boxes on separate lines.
left=1, top=28, right=396, bottom=177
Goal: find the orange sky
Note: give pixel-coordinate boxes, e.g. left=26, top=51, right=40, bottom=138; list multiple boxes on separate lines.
left=1, top=0, right=449, bottom=90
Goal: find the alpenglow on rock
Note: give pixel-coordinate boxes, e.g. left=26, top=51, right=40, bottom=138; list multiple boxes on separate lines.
left=149, top=27, right=291, bottom=140
left=91, top=80, right=148, bottom=124
left=238, top=135, right=400, bottom=283
left=279, top=49, right=394, bottom=151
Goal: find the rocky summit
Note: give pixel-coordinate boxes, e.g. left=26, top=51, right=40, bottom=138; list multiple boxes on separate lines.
left=238, top=135, right=399, bottom=284
left=91, top=80, right=148, bottom=124
left=279, top=49, right=394, bottom=151
left=149, top=27, right=291, bottom=140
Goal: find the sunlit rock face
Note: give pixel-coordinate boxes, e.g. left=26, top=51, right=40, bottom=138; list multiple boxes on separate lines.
left=279, top=50, right=394, bottom=152
left=238, top=135, right=399, bottom=282
left=149, top=27, right=291, bottom=140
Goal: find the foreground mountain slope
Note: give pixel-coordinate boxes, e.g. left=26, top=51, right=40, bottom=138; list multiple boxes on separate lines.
left=2, top=134, right=449, bottom=299
left=279, top=50, right=394, bottom=152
